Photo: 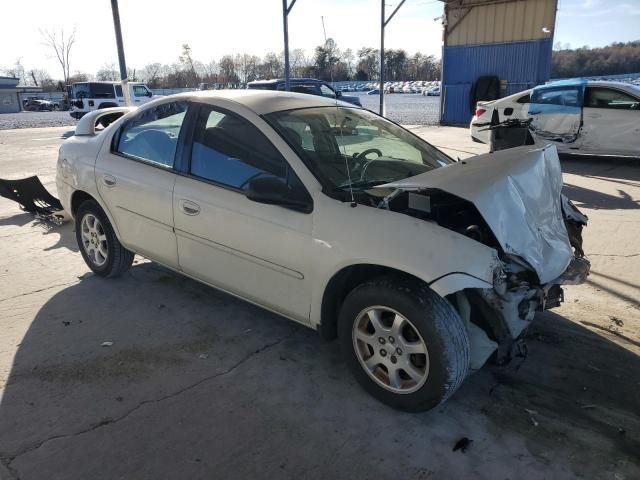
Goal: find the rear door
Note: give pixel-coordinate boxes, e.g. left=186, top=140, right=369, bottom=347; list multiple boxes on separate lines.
left=529, top=83, right=584, bottom=145
left=96, top=101, right=190, bottom=268
left=580, top=86, right=640, bottom=156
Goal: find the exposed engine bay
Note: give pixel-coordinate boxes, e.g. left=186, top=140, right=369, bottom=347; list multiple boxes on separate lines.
left=356, top=146, right=591, bottom=368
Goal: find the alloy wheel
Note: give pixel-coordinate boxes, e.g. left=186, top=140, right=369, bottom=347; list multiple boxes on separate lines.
left=80, top=213, right=108, bottom=267
left=352, top=306, right=430, bottom=394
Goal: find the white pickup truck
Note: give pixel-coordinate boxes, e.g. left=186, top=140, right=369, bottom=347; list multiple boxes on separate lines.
left=68, top=81, right=155, bottom=119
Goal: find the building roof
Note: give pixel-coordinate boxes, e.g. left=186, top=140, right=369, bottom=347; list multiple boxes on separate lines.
left=0, top=77, right=20, bottom=88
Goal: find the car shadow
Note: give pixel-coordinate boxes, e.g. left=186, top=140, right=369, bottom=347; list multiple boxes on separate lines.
left=0, top=213, right=78, bottom=253
left=562, top=183, right=639, bottom=210
left=561, top=155, right=640, bottom=181
left=0, top=264, right=638, bottom=478
left=560, top=156, right=640, bottom=210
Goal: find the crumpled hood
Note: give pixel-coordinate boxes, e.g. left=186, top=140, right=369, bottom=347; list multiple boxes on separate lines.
left=379, top=145, right=573, bottom=283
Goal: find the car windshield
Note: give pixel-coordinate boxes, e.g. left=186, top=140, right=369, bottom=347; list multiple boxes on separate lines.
left=266, top=106, right=452, bottom=191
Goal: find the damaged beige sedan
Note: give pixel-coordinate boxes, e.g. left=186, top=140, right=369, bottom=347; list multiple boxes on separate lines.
left=56, top=91, right=589, bottom=411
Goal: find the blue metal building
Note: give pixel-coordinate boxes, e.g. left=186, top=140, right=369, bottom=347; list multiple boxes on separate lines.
left=439, top=0, right=558, bottom=125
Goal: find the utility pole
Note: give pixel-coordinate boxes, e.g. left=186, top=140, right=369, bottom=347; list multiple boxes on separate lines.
left=379, top=0, right=406, bottom=116
left=282, top=0, right=297, bottom=91
left=110, top=0, right=131, bottom=106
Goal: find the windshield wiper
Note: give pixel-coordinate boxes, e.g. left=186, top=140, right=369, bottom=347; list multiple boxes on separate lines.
left=333, top=179, right=395, bottom=191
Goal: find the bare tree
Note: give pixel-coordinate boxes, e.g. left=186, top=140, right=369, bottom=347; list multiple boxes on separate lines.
left=41, top=28, right=76, bottom=86
left=96, top=63, right=119, bottom=81
left=179, top=44, right=199, bottom=86
left=141, top=63, right=163, bottom=88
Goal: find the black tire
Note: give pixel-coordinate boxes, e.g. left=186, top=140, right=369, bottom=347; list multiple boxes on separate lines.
left=338, top=276, right=470, bottom=412
left=75, top=199, right=134, bottom=277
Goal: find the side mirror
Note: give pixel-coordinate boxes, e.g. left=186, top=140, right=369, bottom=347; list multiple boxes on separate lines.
left=245, top=175, right=312, bottom=213
left=146, top=90, right=153, bottom=97
left=336, top=90, right=342, bottom=98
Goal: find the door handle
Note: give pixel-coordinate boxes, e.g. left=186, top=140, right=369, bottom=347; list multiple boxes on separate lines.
left=529, top=110, right=541, bottom=115
left=103, top=175, right=117, bottom=187
left=181, top=200, right=200, bottom=215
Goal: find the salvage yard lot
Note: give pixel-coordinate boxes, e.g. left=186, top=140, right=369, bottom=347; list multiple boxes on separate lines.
left=0, top=126, right=638, bottom=479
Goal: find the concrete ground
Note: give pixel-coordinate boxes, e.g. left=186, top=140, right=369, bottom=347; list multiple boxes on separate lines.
left=0, top=126, right=638, bottom=480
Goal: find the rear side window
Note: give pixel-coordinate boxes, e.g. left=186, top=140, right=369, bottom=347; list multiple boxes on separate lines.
left=190, top=106, right=289, bottom=190
left=115, top=85, right=123, bottom=97
left=531, top=87, right=581, bottom=107
left=90, top=83, right=116, bottom=99
left=585, top=87, right=639, bottom=110
left=115, top=101, right=189, bottom=168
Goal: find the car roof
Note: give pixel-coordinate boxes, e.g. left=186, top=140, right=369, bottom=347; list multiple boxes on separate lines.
left=247, top=78, right=325, bottom=85
left=540, top=79, right=635, bottom=90
left=175, top=89, right=357, bottom=115
left=72, top=81, right=146, bottom=85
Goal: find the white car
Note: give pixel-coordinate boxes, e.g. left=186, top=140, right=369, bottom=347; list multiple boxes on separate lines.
left=470, top=89, right=532, bottom=143
left=56, top=91, right=589, bottom=411
left=68, top=81, right=155, bottom=120
left=471, top=80, right=640, bottom=157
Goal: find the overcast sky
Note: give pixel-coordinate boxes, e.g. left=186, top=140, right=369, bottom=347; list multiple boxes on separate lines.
left=1, top=0, right=639, bottom=78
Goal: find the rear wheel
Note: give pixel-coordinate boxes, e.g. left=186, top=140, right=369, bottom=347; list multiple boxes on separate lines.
left=75, top=199, right=134, bottom=277
left=338, top=276, right=470, bottom=412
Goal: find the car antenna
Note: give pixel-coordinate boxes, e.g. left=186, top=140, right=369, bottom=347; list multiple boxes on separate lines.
left=323, top=15, right=356, bottom=208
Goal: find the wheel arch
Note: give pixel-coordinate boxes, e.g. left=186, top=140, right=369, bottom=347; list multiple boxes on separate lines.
left=319, top=264, right=431, bottom=340
left=318, top=264, right=493, bottom=341
left=70, top=189, right=123, bottom=241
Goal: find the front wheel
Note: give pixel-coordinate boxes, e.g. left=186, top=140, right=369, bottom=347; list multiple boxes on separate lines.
left=338, top=277, right=470, bottom=412
left=75, top=199, right=134, bottom=277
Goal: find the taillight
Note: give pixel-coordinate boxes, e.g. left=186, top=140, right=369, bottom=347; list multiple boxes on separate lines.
left=475, top=107, right=486, bottom=118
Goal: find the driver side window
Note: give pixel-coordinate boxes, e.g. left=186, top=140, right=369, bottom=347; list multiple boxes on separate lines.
left=115, top=101, right=188, bottom=168
left=190, top=106, right=302, bottom=192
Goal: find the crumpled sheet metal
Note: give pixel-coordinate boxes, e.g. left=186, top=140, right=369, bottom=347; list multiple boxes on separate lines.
left=379, top=145, right=574, bottom=284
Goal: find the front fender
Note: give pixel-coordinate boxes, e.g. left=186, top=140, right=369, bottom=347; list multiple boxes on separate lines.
left=309, top=196, right=501, bottom=326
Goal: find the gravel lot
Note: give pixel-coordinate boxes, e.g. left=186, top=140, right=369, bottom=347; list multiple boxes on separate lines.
left=0, top=111, right=76, bottom=130
left=0, top=93, right=440, bottom=130
left=356, top=92, right=440, bottom=124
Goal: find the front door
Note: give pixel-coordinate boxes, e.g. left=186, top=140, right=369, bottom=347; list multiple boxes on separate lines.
left=528, top=83, right=584, bottom=146
left=580, top=86, right=640, bottom=156
left=96, top=101, right=190, bottom=269
left=173, top=104, right=313, bottom=322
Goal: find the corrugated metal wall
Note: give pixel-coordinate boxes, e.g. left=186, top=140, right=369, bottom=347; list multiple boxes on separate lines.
left=441, top=38, right=553, bottom=124
left=440, top=0, right=557, bottom=125
left=446, top=0, right=556, bottom=45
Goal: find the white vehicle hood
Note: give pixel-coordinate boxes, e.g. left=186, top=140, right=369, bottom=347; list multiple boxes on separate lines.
left=379, top=145, right=573, bottom=284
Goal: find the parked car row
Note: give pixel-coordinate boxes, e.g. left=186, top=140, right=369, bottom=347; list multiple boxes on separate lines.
left=247, top=78, right=362, bottom=107
left=334, top=80, right=441, bottom=95
left=470, top=79, right=640, bottom=158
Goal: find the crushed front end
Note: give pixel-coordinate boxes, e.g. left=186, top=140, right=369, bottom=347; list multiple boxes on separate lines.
left=376, top=145, right=590, bottom=367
